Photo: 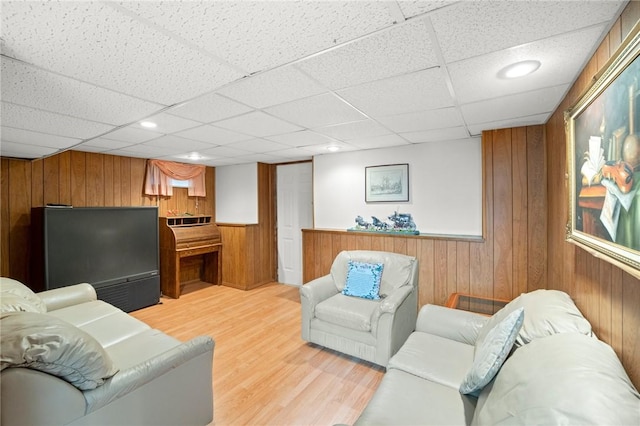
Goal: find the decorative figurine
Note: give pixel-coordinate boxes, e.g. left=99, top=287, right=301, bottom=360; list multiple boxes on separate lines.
left=350, top=211, right=419, bottom=234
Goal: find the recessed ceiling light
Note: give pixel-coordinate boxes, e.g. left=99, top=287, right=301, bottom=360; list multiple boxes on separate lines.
left=498, top=60, right=541, bottom=79
left=326, top=146, right=341, bottom=152
left=187, top=152, right=202, bottom=160
left=140, top=121, right=157, bottom=128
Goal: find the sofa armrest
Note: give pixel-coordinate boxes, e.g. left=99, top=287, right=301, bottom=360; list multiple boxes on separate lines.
left=415, top=304, right=488, bottom=345
left=299, top=275, right=338, bottom=309
left=299, top=275, right=338, bottom=341
left=38, top=283, right=97, bottom=312
left=84, top=335, right=215, bottom=413
left=379, top=285, right=413, bottom=314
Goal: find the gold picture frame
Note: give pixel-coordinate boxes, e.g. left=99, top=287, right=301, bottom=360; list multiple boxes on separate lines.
left=565, top=22, right=640, bottom=279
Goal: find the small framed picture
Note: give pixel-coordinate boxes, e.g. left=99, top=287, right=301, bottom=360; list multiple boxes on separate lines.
left=365, top=164, right=409, bottom=203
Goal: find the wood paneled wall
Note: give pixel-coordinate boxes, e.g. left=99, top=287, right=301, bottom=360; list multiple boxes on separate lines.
left=217, top=162, right=277, bottom=290
left=302, top=4, right=640, bottom=387
left=546, top=4, right=640, bottom=386
left=303, top=125, right=547, bottom=308
left=1, top=150, right=215, bottom=287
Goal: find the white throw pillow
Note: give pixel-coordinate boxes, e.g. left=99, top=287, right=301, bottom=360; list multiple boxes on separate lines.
left=0, top=312, right=117, bottom=390
left=0, top=277, right=47, bottom=313
left=460, top=307, right=524, bottom=396
left=476, top=289, right=592, bottom=349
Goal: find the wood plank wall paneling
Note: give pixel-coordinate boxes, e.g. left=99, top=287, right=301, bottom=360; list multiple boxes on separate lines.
left=545, top=5, right=640, bottom=387
left=302, top=7, right=639, bottom=387
left=216, top=163, right=278, bottom=290
left=303, top=119, right=547, bottom=311
left=0, top=151, right=216, bottom=288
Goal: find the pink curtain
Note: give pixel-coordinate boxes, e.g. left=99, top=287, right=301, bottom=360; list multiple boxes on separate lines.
left=144, top=159, right=206, bottom=197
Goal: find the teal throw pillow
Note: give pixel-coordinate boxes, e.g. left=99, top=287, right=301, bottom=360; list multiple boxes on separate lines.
left=460, top=307, right=524, bottom=397
left=342, top=261, right=384, bottom=300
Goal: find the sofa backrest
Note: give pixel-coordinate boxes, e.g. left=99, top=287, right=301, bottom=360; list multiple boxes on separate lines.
left=473, top=332, right=640, bottom=425
left=330, top=250, right=416, bottom=296
left=0, top=277, right=47, bottom=314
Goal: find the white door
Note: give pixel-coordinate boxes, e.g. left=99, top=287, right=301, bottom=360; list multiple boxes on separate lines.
left=277, top=162, right=313, bottom=286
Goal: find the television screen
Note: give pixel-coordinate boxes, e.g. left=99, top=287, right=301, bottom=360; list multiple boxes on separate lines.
left=43, top=207, right=159, bottom=289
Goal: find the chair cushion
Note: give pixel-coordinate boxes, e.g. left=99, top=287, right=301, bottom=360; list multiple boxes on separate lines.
left=0, top=277, right=47, bottom=313
left=0, top=312, right=118, bottom=390
left=388, top=331, right=475, bottom=389
left=342, top=261, right=383, bottom=300
left=476, top=289, right=592, bottom=349
left=460, top=307, right=524, bottom=396
left=331, top=250, right=414, bottom=297
left=355, top=368, right=477, bottom=426
left=315, top=293, right=378, bottom=331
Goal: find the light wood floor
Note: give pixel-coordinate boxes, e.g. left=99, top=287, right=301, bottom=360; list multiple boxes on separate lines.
left=129, top=281, right=385, bottom=426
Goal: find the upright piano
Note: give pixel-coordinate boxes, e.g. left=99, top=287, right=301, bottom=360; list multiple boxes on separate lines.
left=158, top=215, right=222, bottom=298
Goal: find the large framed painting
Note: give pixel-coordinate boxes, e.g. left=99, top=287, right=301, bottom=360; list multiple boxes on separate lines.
left=365, top=164, right=409, bottom=203
left=565, top=22, right=640, bottom=279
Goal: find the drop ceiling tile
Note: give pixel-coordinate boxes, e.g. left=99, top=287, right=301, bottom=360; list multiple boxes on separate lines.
left=121, top=1, right=396, bottom=73
left=460, top=85, right=569, bottom=125
left=297, top=18, right=438, bottom=90
left=313, top=119, right=392, bottom=141
left=229, top=138, right=290, bottom=153
left=231, top=153, right=281, bottom=164
left=1, top=58, right=162, bottom=125
left=397, top=1, right=458, bottom=19
left=2, top=102, right=114, bottom=139
left=137, top=112, right=201, bottom=134
left=214, top=111, right=302, bottom=138
left=1, top=127, right=81, bottom=149
left=99, top=126, right=162, bottom=143
left=467, top=113, right=550, bottom=136
left=430, top=1, right=624, bottom=63
left=111, top=144, right=183, bottom=158
left=0, top=141, right=58, bottom=158
left=175, top=124, right=252, bottom=145
left=449, top=25, right=607, bottom=104
left=337, top=68, right=453, bottom=118
left=269, top=147, right=315, bottom=159
left=167, top=93, right=253, bottom=123
left=401, top=126, right=469, bottom=143
left=2, top=1, right=243, bottom=105
left=201, top=145, right=252, bottom=158
left=376, top=107, right=463, bottom=133
left=348, top=134, right=411, bottom=149
left=267, top=130, right=338, bottom=147
left=105, top=149, right=150, bottom=159
left=217, top=66, right=327, bottom=109
left=265, top=93, right=367, bottom=128
left=78, top=137, right=135, bottom=150
left=200, top=158, right=238, bottom=167
left=142, top=135, right=215, bottom=151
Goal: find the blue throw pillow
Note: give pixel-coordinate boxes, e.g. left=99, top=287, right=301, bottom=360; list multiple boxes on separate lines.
left=459, top=307, right=524, bottom=397
left=342, top=261, right=384, bottom=300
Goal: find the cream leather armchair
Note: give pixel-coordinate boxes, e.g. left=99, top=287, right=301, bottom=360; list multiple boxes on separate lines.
left=300, top=250, right=419, bottom=367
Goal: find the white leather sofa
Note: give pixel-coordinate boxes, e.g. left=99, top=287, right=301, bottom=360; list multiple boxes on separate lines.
left=354, top=290, right=640, bottom=425
left=0, top=277, right=214, bottom=426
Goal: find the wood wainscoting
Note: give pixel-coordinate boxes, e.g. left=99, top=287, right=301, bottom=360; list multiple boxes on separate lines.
left=0, top=150, right=215, bottom=288
left=303, top=125, right=548, bottom=310
left=218, top=224, right=274, bottom=290
left=545, top=2, right=640, bottom=387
